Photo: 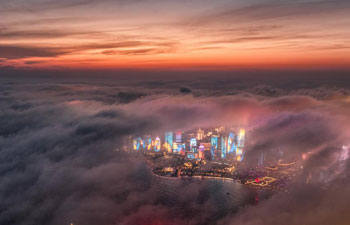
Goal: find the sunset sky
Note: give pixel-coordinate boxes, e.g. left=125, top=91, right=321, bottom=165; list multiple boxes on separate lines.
left=2, top=2, right=350, bottom=225
left=1, top=0, right=350, bottom=69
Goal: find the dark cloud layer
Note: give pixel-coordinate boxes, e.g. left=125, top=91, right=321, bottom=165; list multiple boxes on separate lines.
left=0, top=40, right=177, bottom=60
left=0, top=45, right=67, bottom=59
left=0, top=73, right=350, bottom=225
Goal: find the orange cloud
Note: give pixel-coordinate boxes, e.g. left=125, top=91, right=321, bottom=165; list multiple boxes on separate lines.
left=0, top=0, right=349, bottom=69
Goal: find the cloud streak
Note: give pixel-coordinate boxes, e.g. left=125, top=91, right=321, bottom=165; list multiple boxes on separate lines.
left=0, top=45, right=68, bottom=59
left=0, top=0, right=349, bottom=68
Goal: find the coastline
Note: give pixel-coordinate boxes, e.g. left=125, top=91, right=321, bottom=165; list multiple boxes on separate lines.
left=146, top=159, right=281, bottom=192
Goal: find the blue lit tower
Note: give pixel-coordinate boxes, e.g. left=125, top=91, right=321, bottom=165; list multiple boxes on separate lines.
left=147, top=137, right=152, bottom=150
left=133, top=137, right=141, bottom=150
left=190, top=138, right=197, bottom=153
left=177, top=143, right=186, bottom=155
left=165, top=131, right=173, bottom=153
left=221, top=136, right=227, bottom=158
left=227, top=132, right=236, bottom=154
left=211, top=136, right=218, bottom=159
left=154, top=136, right=161, bottom=152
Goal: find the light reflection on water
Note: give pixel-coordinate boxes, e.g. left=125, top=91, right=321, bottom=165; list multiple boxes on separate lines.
left=131, top=162, right=274, bottom=223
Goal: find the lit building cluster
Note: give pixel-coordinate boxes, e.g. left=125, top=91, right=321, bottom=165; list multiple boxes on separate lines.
left=133, top=135, right=158, bottom=152
left=132, top=127, right=246, bottom=161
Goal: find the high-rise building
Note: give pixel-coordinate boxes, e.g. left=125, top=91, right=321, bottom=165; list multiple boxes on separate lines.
left=197, top=128, right=204, bottom=140
left=227, top=132, right=236, bottom=154
left=172, top=142, right=185, bottom=154
left=132, top=137, right=142, bottom=151
left=211, top=136, right=218, bottom=159
left=221, top=136, right=227, bottom=158
left=236, top=129, right=245, bottom=161
left=154, top=136, right=161, bottom=152
left=190, top=138, right=197, bottom=152
left=177, top=143, right=186, bottom=155
left=146, top=137, right=152, bottom=150
left=133, top=137, right=140, bottom=151
left=199, top=142, right=212, bottom=160
left=173, top=142, right=178, bottom=153
left=176, top=131, right=182, bottom=143
left=140, top=138, right=145, bottom=149
left=201, top=143, right=211, bottom=151
left=237, top=129, right=245, bottom=148
left=165, top=131, right=173, bottom=153
left=198, top=144, right=205, bottom=159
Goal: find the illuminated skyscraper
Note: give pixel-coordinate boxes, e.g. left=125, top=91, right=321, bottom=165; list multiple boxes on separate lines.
left=176, top=131, right=182, bottom=143
left=197, top=128, right=204, bottom=140
left=133, top=137, right=143, bottom=151
left=198, top=143, right=211, bottom=159
left=141, top=136, right=152, bottom=150
left=237, top=129, right=245, bottom=148
left=165, top=131, right=173, bottom=153
left=177, top=143, right=186, bottom=155
left=227, top=132, right=236, bottom=154
left=133, top=137, right=139, bottom=150
left=198, top=144, right=205, bottom=159
left=146, top=137, right=152, bottom=150
left=190, top=138, right=197, bottom=152
left=173, top=142, right=178, bottom=153
left=221, top=136, right=227, bottom=158
left=236, top=129, right=245, bottom=161
left=154, top=136, right=161, bottom=152
left=172, top=142, right=185, bottom=154
left=140, top=138, right=145, bottom=149
left=211, top=136, right=218, bottom=159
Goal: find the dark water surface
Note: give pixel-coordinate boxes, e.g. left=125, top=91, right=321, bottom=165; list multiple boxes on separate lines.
left=132, top=162, right=274, bottom=224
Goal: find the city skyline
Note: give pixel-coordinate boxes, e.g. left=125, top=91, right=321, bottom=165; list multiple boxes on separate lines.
left=133, top=127, right=245, bottom=161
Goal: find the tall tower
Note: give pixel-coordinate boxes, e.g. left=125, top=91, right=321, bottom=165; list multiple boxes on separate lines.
left=227, top=132, right=236, bottom=154
left=221, top=136, right=227, bottom=159
left=133, top=137, right=141, bottom=150
left=154, top=136, right=161, bottom=152
left=190, top=138, right=197, bottom=153
left=237, top=129, right=245, bottom=148
left=236, top=129, right=245, bottom=161
left=176, top=131, right=183, bottom=143
left=211, top=135, right=218, bottom=159
left=165, top=131, right=173, bottom=153
left=197, top=128, right=204, bottom=140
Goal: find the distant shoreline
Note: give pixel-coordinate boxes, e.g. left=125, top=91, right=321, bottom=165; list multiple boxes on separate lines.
left=146, top=159, right=281, bottom=192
